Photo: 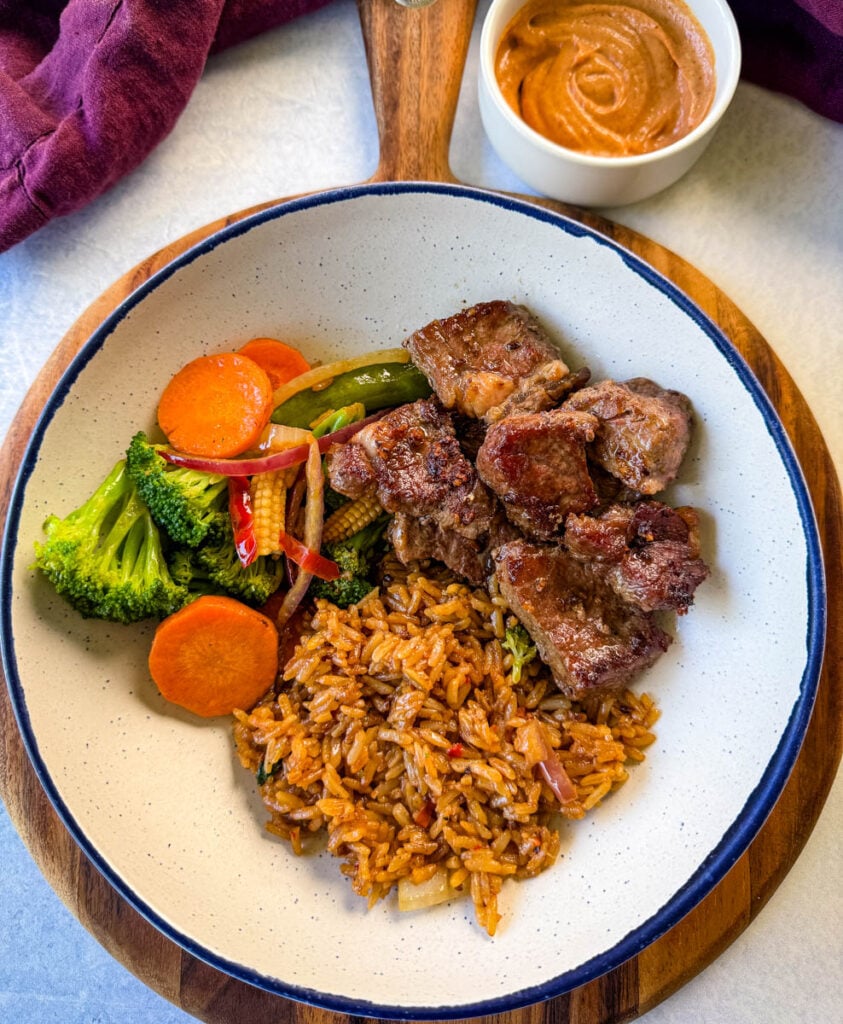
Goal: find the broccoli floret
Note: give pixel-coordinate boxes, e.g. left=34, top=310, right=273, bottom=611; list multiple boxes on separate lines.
left=195, top=531, right=285, bottom=607
left=312, top=574, right=378, bottom=609
left=33, top=459, right=188, bottom=623
left=166, top=547, right=225, bottom=602
left=125, top=431, right=229, bottom=547
left=310, top=515, right=389, bottom=609
left=502, top=623, right=537, bottom=683
left=167, top=528, right=286, bottom=607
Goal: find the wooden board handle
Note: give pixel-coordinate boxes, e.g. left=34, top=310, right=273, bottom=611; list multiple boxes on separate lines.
left=359, top=0, right=478, bottom=182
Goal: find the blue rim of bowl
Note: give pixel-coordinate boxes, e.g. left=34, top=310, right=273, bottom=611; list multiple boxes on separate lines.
left=0, top=181, right=826, bottom=1020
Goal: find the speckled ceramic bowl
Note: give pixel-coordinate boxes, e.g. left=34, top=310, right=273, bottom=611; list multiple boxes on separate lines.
left=0, top=184, right=824, bottom=1019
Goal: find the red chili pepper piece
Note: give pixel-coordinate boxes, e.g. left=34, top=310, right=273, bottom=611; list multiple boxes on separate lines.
left=413, top=798, right=436, bottom=828
left=447, top=743, right=464, bottom=758
left=278, top=531, right=341, bottom=581
left=228, top=477, right=257, bottom=568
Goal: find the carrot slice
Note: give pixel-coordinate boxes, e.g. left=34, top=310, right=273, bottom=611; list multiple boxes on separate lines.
left=157, top=352, right=274, bottom=458
left=238, top=337, right=311, bottom=390
left=148, top=595, right=279, bottom=718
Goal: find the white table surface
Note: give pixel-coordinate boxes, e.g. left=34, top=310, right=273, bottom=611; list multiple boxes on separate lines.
left=1, top=2, right=841, bottom=1022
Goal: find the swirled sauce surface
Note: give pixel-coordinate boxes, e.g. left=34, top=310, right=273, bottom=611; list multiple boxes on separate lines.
left=495, top=0, right=716, bottom=157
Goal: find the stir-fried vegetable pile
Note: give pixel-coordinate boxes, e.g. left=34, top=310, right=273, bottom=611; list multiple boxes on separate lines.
left=33, top=337, right=430, bottom=717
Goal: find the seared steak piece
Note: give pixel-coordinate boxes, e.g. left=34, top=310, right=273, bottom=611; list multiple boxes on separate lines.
left=565, top=377, right=693, bottom=494
left=565, top=502, right=710, bottom=614
left=563, top=503, right=639, bottom=561
left=403, top=301, right=569, bottom=419
left=389, top=514, right=485, bottom=584
left=452, top=413, right=489, bottom=461
left=493, top=539, right=671, bottom=698
left=476, top=408, right=599, bottom=539
left=323, top=438, right=377, bottom=501
left=325, top=398, right=496, bottom=539
left=485, top=365, right=592, bottom=423
left=589, top=461, right=645, bottom=508
left=388, top=511, right=519, bottom=586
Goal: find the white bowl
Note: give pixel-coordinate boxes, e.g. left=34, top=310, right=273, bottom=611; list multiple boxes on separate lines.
left=0, top=184, right=823, bottom=1018
left=478, top=0, right=742, bottom=206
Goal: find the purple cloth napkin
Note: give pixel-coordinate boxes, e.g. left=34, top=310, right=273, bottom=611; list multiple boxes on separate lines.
left=0, top=1, right=331, bottom=252
left=0, top=1, right=841, bottom=254
left=731, top=0, right=843, bottom=123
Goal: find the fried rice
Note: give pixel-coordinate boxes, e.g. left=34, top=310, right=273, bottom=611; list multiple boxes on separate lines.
left=233, top=562, right=659, bottom=935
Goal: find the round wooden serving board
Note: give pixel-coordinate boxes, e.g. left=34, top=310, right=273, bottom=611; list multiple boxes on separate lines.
left=1, top=2, right=841, bottom=1022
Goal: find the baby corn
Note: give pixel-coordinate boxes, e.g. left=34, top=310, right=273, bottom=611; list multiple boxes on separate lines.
left=323, top=491, right=383, bottom=544
left=250, top=470, right=287, bottom=557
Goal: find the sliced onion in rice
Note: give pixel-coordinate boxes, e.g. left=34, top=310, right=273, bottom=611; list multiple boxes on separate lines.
left=397, top=866, right=459, bottom=912
left=518, top=717, right=578, bottom=805
left=538, top=752, right=578, bottom=805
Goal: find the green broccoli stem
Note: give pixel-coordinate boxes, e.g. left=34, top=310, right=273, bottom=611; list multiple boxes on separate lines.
left=63, top=459, right=131, bottom=529
left=135, top=507, right=172, bottom=585
left=347, top=513, right=389, bottom=553
left=95, top=491, right=165, bottom=586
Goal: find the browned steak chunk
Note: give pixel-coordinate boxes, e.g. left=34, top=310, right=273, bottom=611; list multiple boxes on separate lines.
left=388, top=511, right=519, bottom=586
left=323, top=437, right=377, bottom=500
left=493, top=539, right=671, bottom=698
left=563, top=503, right=637, bottom=561
left=485, top=365, right=592, bottom=423
left=588, top=461, right=645, bottom=508
left=564, top=502, right=710, bottom=614
left=403, top=301, right=568, bottom=419
left=452, top=413, right=489, bottom=461
left=564, top=377, right=693, bottom=494
left=325, top=398, right=496, bottom=538
left=388, top=514, right=485, bottom=584
left=476, top=408, right=599, bottom=539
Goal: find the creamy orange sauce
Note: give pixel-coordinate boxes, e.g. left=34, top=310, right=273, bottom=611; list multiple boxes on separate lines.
left=495, top=0, right=716, bottom=157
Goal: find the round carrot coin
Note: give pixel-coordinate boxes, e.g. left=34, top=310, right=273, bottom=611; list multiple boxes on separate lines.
left=157, top=352, right=274, bottom=458
left=238, top=337, right=310, bottom=390
left=148, top=595, right=279, bottom=718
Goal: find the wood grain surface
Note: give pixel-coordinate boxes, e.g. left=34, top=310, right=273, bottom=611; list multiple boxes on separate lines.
left=1, top=1, right=841, bottom=1022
